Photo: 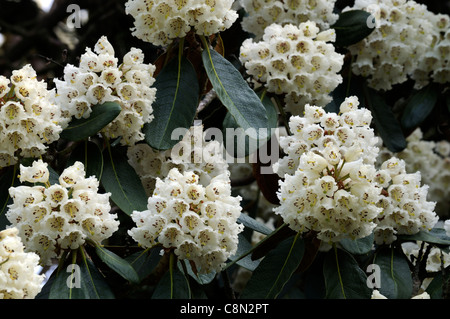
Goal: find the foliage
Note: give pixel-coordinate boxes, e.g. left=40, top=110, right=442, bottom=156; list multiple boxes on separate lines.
left=0, top=0, right=449, bottom=300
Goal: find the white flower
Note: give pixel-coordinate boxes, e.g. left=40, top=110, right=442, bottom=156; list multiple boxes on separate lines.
left=411, top=292, right=431, bottom=299
left=371, top=290, right=388, bottom=299
left=239, top=22, right=344, bottom=114
left=19, top=159, right=50, bottom=184
left=6, top=161, right=119, bottom=265
left=125, top=0, right=238, bottom=47
left=345, top=0, right=449, bottom=90
left=273, top=97, right=384, bottom=243
left=54, top=36, right=157, bottom=146
left=373, top=157, right=438, bottom=245
left=129, top=168, right=243, bottom=274
left=0, top=65, right=63, bottom=168
left=0, top=227, right=45, bottom=299
left=274, top=96, right=380, bottom=178
left=127, top=125, right=228, bottom=196
left=239, top=0, right=338, bottom=39
left=371, top=289, right=430, bottom=299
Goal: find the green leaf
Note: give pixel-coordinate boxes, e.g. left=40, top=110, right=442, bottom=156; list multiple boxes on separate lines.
left=101, top=145, right=148, bottom=215
left=240, top=233, right=304, bottom=299
left=228, top=233, right=261, bottom=271
left=373, top=246, right=413, bottom=299
left=364, top=85, right=406, bottom=152
left=60, top=102, right=122, bottom=141
left=95, top=244, right=140, bottom=284
left=144, top=51, right=199, bottom=150
left=126, top=247, right=162, bottom=281
left=47, top=165, right=60, bottom=185
left=425, top=271, right=443, bottom=299
left=261, top=91, right=279, bottom=130
left=66, top=141, right=104, bottom=180
left=401, top=83, right=439, bottom=130
left=179, top=259, right=216, bottom=285
left=45, top=251, right=115, bottom=299
left=340, top=233, right=374, bottom=255
left=201, top=40, right=269, bottom=140
left=152, top=253, right=191, bottom=299
left=223, top=223, right=292, bottom=271
left=222, top=90, right=278, bottom=158
left=237, top=213, right=273, bottom=236
left=323, top=247, right=371, bottom=299
left=398, top=228, right=450, bottom=246
left=331, top=10, right=375, bottom=47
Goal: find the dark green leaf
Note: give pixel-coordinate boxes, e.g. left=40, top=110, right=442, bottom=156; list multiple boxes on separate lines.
left=126, top=247, right=162, bottom=281
left=398, top=228, right=450, bottom=246
left=152, top=254, right=191, bottom=299
left=331, top=10, right=375, bottom=47
left=228, top=233, right=261, bottom=271
left=47, top=165, right=60, bottom=185
left=202, top=44, right=269, bottom=140
left=66, top=141, right=104, bottom=180
left=95, top=245, right=140, bottom=284
left=364, top=85, right=406, bottom=152
left=222, top=90, right=278, bottom=158
left=426, top=271, right=443, bottom=299
left=101, top=146, right=148, bottom=215
left=250, top=224, right=296, bottom=261
left=340, top=233, right=374, bottom=255
left=223, top=224, right=291, bottom=271
left=323, top=247, right=371, bottom=299
left=46, top=252, right=114, bottom=299
left=240, top=233, right=304, bottom=299
left=60, top=102, right=122, bottom=141
left=401, top=83, right=439, bottom=130
left=179, top=259, right=216, bottom=285
left=144, top=54, right=199, bottom=150
left=237, top=213, right=273, bottom=236
left=373, top=246, right=413, bottom=299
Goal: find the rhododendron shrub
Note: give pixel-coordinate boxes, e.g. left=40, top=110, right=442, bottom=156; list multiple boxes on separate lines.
left=0, top=0, right=449, bottom=301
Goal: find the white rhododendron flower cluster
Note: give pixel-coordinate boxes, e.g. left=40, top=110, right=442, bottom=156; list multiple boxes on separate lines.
left=373, top=157, right=438, bottom=245
left=6, top=160, right=119, bottom=265
left=273, top=97, right=383, bottom=242
left=125, top=0, right=238, bottom=47
left=129, top=168, right=243, bottom=274
left=0, top=64, right=63, bottom=168
left=346, top=0, right=450, bottom=90
left=239, top=0, right=338, bottom=39
left=273, top=96, right=379, bottom=177
left=239, top=22, right=344, bottom=114
left=128, top=125, right=228, bottom=196
left=377, top=128, right=450, bottom=217
left=414, top=14, right=450, bottom=87
left=54, top=36, right=157, bottom=145
left=273, top=97, right=438, bottom=244
left=0, top=227, right=45, bottom=299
